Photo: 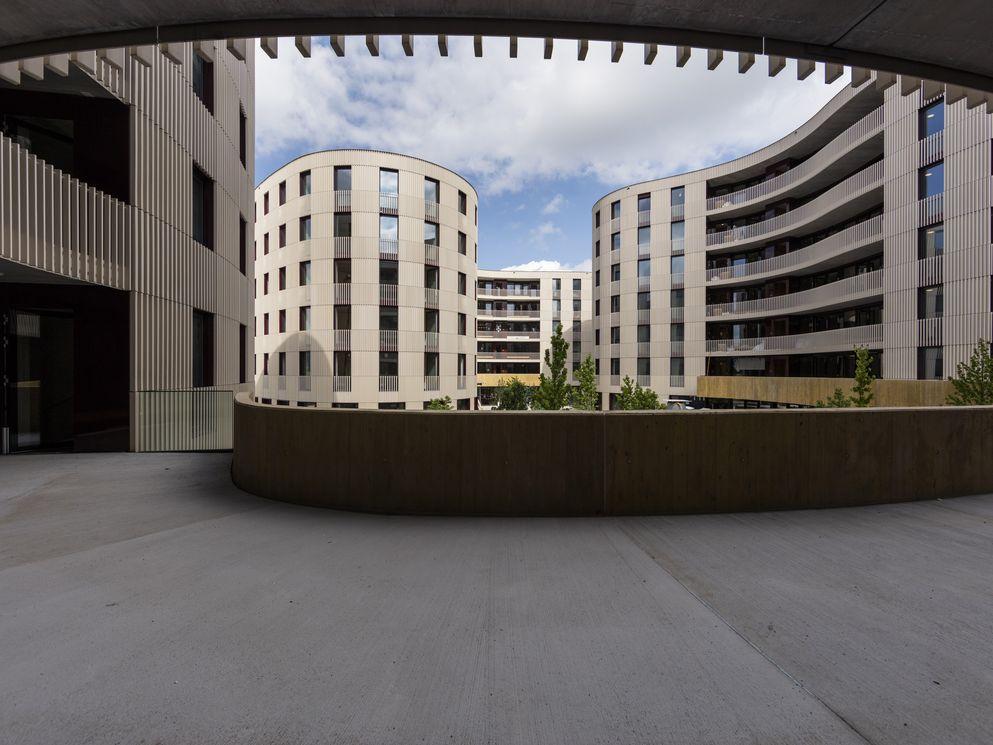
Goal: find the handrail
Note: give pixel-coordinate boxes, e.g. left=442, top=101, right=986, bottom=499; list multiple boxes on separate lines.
left=706, top=323, right=883, bottom=353
left=706, top=269, right=883, bottom=318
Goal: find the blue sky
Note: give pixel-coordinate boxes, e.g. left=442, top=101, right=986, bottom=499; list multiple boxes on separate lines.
left=255, top=37, right=847, bottom=272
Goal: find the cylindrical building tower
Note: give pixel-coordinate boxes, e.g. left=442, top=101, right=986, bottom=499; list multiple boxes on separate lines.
left=254, top=150, right=478, bottom=409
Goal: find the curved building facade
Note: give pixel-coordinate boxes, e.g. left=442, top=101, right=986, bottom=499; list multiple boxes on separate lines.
left=254, top=150, right=478, bottom=409
left=592, top=75, right=993, bottom=408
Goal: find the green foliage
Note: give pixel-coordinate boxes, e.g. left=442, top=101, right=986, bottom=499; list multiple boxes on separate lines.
left=947, top=338, right=993, bottom=405
left=571, top=355, right=600, bottom=410
left=426, top=396, right=453, bottom=411
left=615, top=376, right=662, bottom=410
left=532, top=324, right=571, bottom=410
left=495, top=377, right=532, bottom=410
left=851, top=346, right=875, bottom=407
left=815, top=388, right=852, bottom=408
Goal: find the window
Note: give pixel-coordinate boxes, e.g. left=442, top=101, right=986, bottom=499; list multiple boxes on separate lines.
left=638, top=292, right=651, bottom=310
left=595, top=299, right=600, bottom=316
left=299, top=261, right=311, bottom=286
left=919, top=161, right=944, bottom=198
left=595, top=358, right=600, bottom=374
left=334, top=166, right=351, bottom=191
left=610, top=358, right=620, bottom=375
left=638, top=324, right=650, bottom=343
left=278, top=224, right=286, bottom=248
left=595, top=270, right=600, bottom=287
left=573, top=278, right=581, bottom=293
left=263, top=273, right=269, bottom=295
left=918, top=285, right=944, bottom=319
left=638, top=193, right=651, bottom=213
left=192, top=53, right=214, bottom=113
left=610, top=295, right=620, bottom=313
left=424, top=221, right=439, bottom=246
left=670, top=255, right=685, bottom=275
left=670, top=221, right=685, bottom=241
left=638, top=259, right=650, bottom=278
left=424, top=352, right=440, bottom=377
left=299, top=351, right=312, bottom=378
left=610, top=200, right=620, bottom=220
left=380, top=351, right=399, bottom=377
left=670, top=289, right=684, bottom=308
left=458, top=353, right=467, bottom=376
left=380, top=260, right=399, bottom=285
left=611, top=232, right=621, bottom=251
left=595, top=329, right=600, bottom=345
left=263, top=232, right=269, bottom=254
left=380, top=214, right=398, bottom=241
left=424, top=177, right=440, bottom=204
left=334, top=212, right=352, bottom=237
left=278, top=309, right=286, bottom=332
left=278, top=180, right=286, bottom=206
left=191, top=166, right=214, bottom=250
left=299, top=170, right=311, bottom=196
left=553, top=277, right=561, bottom=292
left=670, top=357, right=685, bottom=376
left=334, top=351, right=351, bottom=377
left=638, top=358, right=651, bottom=376
left=595, top=210, right=601, bottom=228
left=638, top=226, right=650, bottom=246
left=458, top=272, right=467, bottom=295
left=458, top=190, right=467, bottom=215
left=278, top=266, right=286, bottom=291
left=239, top=217, right=247, bottom=275
left=379, top=306, right=397, bottom=330
left=918, top=346, right=943, bottom=379
left=335, top=305, right=352, bottom=330
left=239, top=324, right=246, bottom=384
left=299, top=306, right=311, bottom=331
left=919, top=224, right=944, bottom=259
left=611, top=263, right=620, bottom=281
left=610, top=326, right=620, bottom=344
left=238, top=108, right=247, bottom=166
left=458, top=231, right=467, bottom=255
left=263, top=192, right=269, bottom=215
left=379, top=402, right=406, bottom=410
left=299, top=215, right=312, bottom=241
left=458, top=312, right=467, bottom=335
left=919, top=98, right=945, bottom=139
left=263, top=313, right=269, bottom=335
left=278, top=352, right=287, bottom=376
left=670, top=323, right=685, bottom=342
left=380, top=168, right=398, bottom=194
left=192, top=310, right=214, bottom=387
left=334, top=258, right=351, bottom=283
left=595, top=240, right=600, bottom=257
left=263, top=353, right=269, bottom=374
left=670, top=186, right=685, bottom=206
left=573, top=298, right=581, bottom=312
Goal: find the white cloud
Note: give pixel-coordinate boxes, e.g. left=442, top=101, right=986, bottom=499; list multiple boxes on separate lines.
left=542, top=193, right=566, bottom=214
left=255, top=37, right=847, bottom=195
left=501, top=259, right=593, bottom=273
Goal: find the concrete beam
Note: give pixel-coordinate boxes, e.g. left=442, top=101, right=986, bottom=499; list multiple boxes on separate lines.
left=402, top=34, right=414, bottom=56
left=43, top=53, right=70, bottom=76
left=922, top=79, right=943, bottom=99
left=875, top=71, right=897, bottom=90
left=544, top=37, right=553, bottom=59
left=438, top=34, right=448, bottom=57
left=474, top=34, right=482, bottom=58
left=796, top=58, right=815, bottom=80
left=965, top=88, right=986, bottom=109
left=330, top=35, right=345, bottom=56
left=899, top=75, right=921, bottom=95
left=577, top=39, right=588, bottom=61
left=509, top=36, right=517, bottom=58
left=0, top=61, right=20, bottom=84
left=366, top=34, right=379, bottom=56
left=193, top=40, right=214, bottom=61
left=98, top=47, right=125, bottom=71
left=260, top=37, right=278, bottom=58
left=707, top=49, right=723, bottom=70
left=158, top=43, right=182, bottom=64
left=851, top=66, right=871, bottom=87
left=295, top=36, right=311, bottom=57
left=611, top=40, right=623, bottom=63
left=738, top=52, right=754, bottom=73
left=644, top=43, right=657, bottom=65
left=675, top=46, right=691, bottom=67
left=768, top=55, right=786, bottom=76
left=226, top=38, right=247, bottom=61
left=825, top=62, right=844, bottom=83
left=19, top=57, right=45, bottom=80
left=71, top=50, right=98, bottom=74
left=129, top=45, right=156, bottom=68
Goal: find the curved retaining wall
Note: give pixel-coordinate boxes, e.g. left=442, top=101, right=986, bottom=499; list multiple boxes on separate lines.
left=231, top=393, right=993, bottom=516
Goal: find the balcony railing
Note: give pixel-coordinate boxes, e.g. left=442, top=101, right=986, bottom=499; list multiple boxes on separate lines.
left=706, top=106, right=884, bottom=212
left=670, top=307, right=684, bottom=322
left=425, top=331, right=439, bottom=350
left=670, top=203, right=685, bottom=220
left=333, top=283, right=351, bottom=304
left=333, top=236, right=351, bottom=258
left=333, top=375, right=351, bottom=392
left=705, top=269, right=883, bottom=319
left=638, top=242, right=651, bottom=258
left=919, top=255, right=942, bottom=286
left=705, top=216, right=883, bottom=283
left=380, top=283, right=398, bottom=306
left=919, top=194, right=943, bottom=226
left=919, top=130, right=944, bottom=167
left=380, top=329, right=398, bottom=351
left=706, top=160, right=884, bottom=248
left=425, top=287, right=439, bottom=307
left=610, top=217, right=620, bottom=232
left=638, top=275, right=651, bottom=291
left=476, top=329, right=540, bottom=339
left=334, top=329, right=351, bottom=350
left=705, top=323, right=883, bottom=354
left=669, top=375, right=685, bottom=387
left=424, top=200, right=440, bottom=220
left=477, top=351, right=539, bottom=361
left=638, top=308, right=651, bottom=324
left=638, top=341, right=651, bottom=357
left=638, top=210, right=651, bottom=227
left=424, top=376, right=440, bottom=392
left=299, top=376, right=312, bottom=392
left=379, top=375, right=399, bottom=392
left=477, top=286, right=540, bottom=298
left=379, top=192, right=398, bottom=214
left=334, top=190, right=351, bottom=210
left=670, top=341, right=685, bottom=356
left=424, top=242, right=439, bottom=263
left=670, top=273, right=684, bottom=289
left=379, top=238, right=399, bottom=259
left=457, top=375, right=467, bottom=390
left=609, top=374, right=621, bottom=386
left=637, top=375, right=651, bottom=387
left=477, top=308, right=541, bottom=318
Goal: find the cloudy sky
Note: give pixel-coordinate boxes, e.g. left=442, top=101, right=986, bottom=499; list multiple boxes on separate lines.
left=255, top=37, right=848, bottom=271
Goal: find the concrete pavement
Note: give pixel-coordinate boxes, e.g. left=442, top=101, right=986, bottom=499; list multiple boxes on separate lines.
left=1, top=452, right=991, bottom=744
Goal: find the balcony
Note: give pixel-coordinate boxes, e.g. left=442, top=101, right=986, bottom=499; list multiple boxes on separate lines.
left=919, top=194, right=943, bottom=225
left=425, top=287, right=439, bottom=307
left=333, top=236, right=351, bottom=258
left=379, top=238, right=399, bottom=260
left=706, top=106, right=884, bottom=213
left=705, top=323, right=883, bottom=355
left=334, top=329, right=351, bottom=350
left=333, top=283, right=351, bottom=304
left=477, top=286, right=540, bottom=298
left=334, top=190, right=351, bottom=211
left=379, top=192, right=398, bottom=214
left=705, top=269, right=883, bottom=320
left=919, top=130, right=943, bottom=167
left=424, top=200, right=440, bottom=221
left=477, top=329, right=540, bottom=340
left=457, top=375, right=467, bottom=390
left=609, top=374, right=621, bottom=387
left=638, top=242, right=651, bottom=258
left=670, top=203, right=685, bottom=220
left=478, top=351, right=539, bottom=361
left=424, top=242, right=439, bottom=264
left=379, top=375, right=399, bottom=392
left=477, top=308, right=541, bottom=319
left=670, top=341, right=685, bottom=357
left=380, top=284, right=398, bottom=306
left=705, top=161, right=884, bottom=249
left=706, top=215, right=883, bottom=284
left=638, top=210, right=651, bottom=227
left=424, top=376, right=440, bottom=392
left=380, top=329, right=398, bottom=351
left=425, top=331, right=439, bottom=351
left=670, top=374, right=685, bottom=387
left=333, top=375, right=351, bottom=392
left=637, top=375, right=651, bottom=387
left=638, top=341, right=651, bottom=357
left=638, top=308, right=651, bottom=324
left=638, top=276, right=651, bottom=291
left=671, top=273, right=684, bottom=289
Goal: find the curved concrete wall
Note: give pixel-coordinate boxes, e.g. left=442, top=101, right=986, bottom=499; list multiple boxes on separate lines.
left=232, top=393, right=993, bottom=516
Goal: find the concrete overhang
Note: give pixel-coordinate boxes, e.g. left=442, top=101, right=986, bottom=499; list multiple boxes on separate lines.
left=0, top=2, right=991, bottom=92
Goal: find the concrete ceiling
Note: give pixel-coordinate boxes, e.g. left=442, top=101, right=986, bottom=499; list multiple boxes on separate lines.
left=1, top=1, right=992, bottom=92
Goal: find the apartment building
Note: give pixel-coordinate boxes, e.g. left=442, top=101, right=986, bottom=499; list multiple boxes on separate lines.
left=254, top=150, right=478, bottom=410
left=476, top=269, right=594, bottom=408
left=1, top=42, right=254, bottom=451
left=592, top=76, right=993, bottom=408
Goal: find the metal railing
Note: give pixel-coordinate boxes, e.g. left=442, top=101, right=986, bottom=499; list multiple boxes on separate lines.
left=706, top=106, right=884, bottom=211
left=705, top=323, right=883, bottom=354
left=670, top=273, right=684, bottom=289
left=424, top=242, right=439, bottom=263
left=670, top=341, right=685, bottom=356
left=476, top=329, right=540, bottom=339
left=379, top=238, right=399, bottom=259
left=706, top=160, right=884, bottom=247
left=380, top=329, right=398, bottom=351
left=705, top=269, right=883, bottom=318
left=705, top=216, right=883, bottom=283
left=638, top=309, right=651, bottom=324
left=477, top=308, right=541, bottom=318
left=380, top=283, right=398, bottom=306
left=610, top=217, right=620, bottom=232
left=379, top=375, right=399, bottom=392
left=333, top=236, right=351, bottom=258
left=425, top=331, right=439, bottom=350
left=638, top=242, right=651, bottom=258
left=477, top=286, right=540, bottom=297
left=333, top=375, right=352, bottom=392
left=638, top=276, right=651, bottom=291
left=918, top=317, right=942, bottom=346
left=670, top=307, right=683, bottom=322
left=478, top=351, right=540, bottom=361
left=919, top=130, right=943, bottom=166
left=670, top=203, right=685, bottom=220
left=379, top=192, right=398, bottom=214
left=919, top=255, right=943, bottom=286
left=457, top=375, right=467, bottom=390
left=609, top=375, right=621, bottom=386
left=425, top=287, right=439, bottom=307
left=299, top=376, right=312, bottom=392
left=638, top=341, right=651, bottom=357
left=638, top=210, right=651, bottom=227
left=919, top=194, right=943, bottom=226
left=424, top=376, right=440, bottom=391
left=334, top=329, right=351, bottom=349
left=134, top=390, right=234, bottom=452
left=424, top=201, right=440, bottom=220
left=637, top=375, right=652, bottom=387
left=334, top=190, right=351, bottom=210
left=669, top=375, right=685, bottom=387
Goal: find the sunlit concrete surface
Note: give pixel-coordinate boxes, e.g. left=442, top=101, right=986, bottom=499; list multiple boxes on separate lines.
left=2, top=453, right=992, bottom=745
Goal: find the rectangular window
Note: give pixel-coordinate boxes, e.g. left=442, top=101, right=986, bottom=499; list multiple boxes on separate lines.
left=670, top=186, right=685, bottom=206
left=380, top=259, right=399, bottom=285
left=239, top=217, right=247, bottom=275
left=263, top=192, right=269, bottom=214
left=919, top=98, right=945, bottom=139
left=458, top=312, right=467, bottom=335
left=458, top=272, right=467, bottom=295
left=638, top=292, right=651, bottom=310
left=610, top=357, right=620, bottom=375
left=573, top=298, right=581, bottom=312
left=334, top=258, right=351, bottom=283
left=670, top=357, right=685, bottom=376
left=638, top=193, right=651, bottom=213
left=611, top=232, right=621, bottom=251
left=595, top=329, right=600, bottom=345
left=458, top=353, right=467, bottom=376
left=595, top=270, right=600, bottom=287
left=379, top=351, right=399, bottom=377
left=263, top=313, right=269, bottom=335
left=334, top=166, right=351, bottom=191
left=380, top=214, right=398, bottom=241
left=638, top=226, right=650, bottom=246
left=263, top=232, right=269, bottom=254
left=638, top=324, right=650, bottom=343
left=918, top=346, right=943, bottom=379
left=458, top=190, right=467, bottom=215
left=379, top=306, right=398, bottom=330
left=424, top=221, right=439, bottom=246
left=299, top=215, right=312, bottom=241
left=595, top=240, right=600, bottom=257
left=263, top=272, right=269, bottom=295
left=278, top=309, right=286, bottom=333
left=573, top=278, right=582, bottom=293
left=380, top=168, right=398, bottom=194
left=595, top=210, right=601, bottom=228
left=610, top=295, right=620, bottom=313
left=610, top=200, right=620, bottom=220
left=595, top=299, right=600, bottom=316
left=334, top=212, right=352, bottom=237
left=424, top=177, right=440, bottom=204
left=278, top=266, right=286, bottom=291
left=670, top=323, right=685, bottom=342
left=334, top=351, right=351, bottom=377
left=191, top=166, right=214, bottom=250
left=919, top=161, right=944, bottom=198
left=238, top=108, right=247, bottom=167
left=278, top=352, right=287, bottom=376
left=299, top=351, right=312, bottom=378
left=278, top=223, right=286, bottom=248
left=278, top=180, right=286, bottom=206
left=239, top=324, right=246, bottom=384
left=458, top=231, right=467, bottom=255
left=299, top=261, right=311, bottom=286
left=192, top=310, right=214, bottom=387
left=610, top=326, right=620, bottom=344
left=611, top=263, right=620, bottom=281
left=918, top=285, right=943, bottom=319
left=919, top=224, right=944, bottom=259
left=638, top=259, right=650, bottom=278
left=299, top=306, right=311, bottom=331
left=670, top=289, right=684, bottom=308
left=299, top=170, right=311, bottom=196
left=637, top=358, right=651, bottom=376
left=670, top=255, right=685, bottom=274
left=192, top=53, right=214, bottom=113
left=336, top=305, right=352, bottom=330
left=263, top=353, right=269, bottom=374
left=670, top=221, right=685, bottom=241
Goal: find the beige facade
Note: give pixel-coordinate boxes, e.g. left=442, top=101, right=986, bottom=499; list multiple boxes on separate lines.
left=476, top=269, right=593, bottom=407
left=1, top=42, right=254, bottom=450
left=254, top=150, right=478, bottom=409
left=592, top=75, right=993, bottom=408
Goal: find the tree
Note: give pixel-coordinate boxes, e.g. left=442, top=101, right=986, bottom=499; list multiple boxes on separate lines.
left=615, top=376, right=662, bottom=410
left=851, top=345, right=875, bottom=407
left=495, top=377, right=532, bottom=410
left=947, top=338, right=993, bottom=405
left=426, top=396, right=453, bottom=410
left=532, top=324, right=570, bottom=410
left=815, top=388, right=852, bottom=408
left=571, top=355, right=599, bottom=410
